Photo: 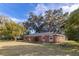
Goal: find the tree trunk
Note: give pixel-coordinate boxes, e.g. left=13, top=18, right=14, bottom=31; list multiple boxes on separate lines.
left=13, top=36, right=17, bottom=41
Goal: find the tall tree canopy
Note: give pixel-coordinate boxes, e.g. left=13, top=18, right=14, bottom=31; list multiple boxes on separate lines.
left=65, top=8, right=79, bottom=41
left=0, top=15, right=26, bottom=40
left=24, top=8, right=68, bottom=34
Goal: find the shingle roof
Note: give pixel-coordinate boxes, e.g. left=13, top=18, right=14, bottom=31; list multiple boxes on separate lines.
left=24, top=32, right=64, bottom=36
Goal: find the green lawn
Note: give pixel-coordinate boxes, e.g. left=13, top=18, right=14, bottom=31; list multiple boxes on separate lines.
left=0, top=40, right=79, bottom=56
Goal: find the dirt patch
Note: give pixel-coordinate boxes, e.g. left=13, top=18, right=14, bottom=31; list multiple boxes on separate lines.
left=0, top=41, right=79, bottom=56
left=0, top=41, right=42, bottom=49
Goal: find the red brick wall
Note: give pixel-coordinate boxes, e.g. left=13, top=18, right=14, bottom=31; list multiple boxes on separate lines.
left=39, top=35, right=49, bottom=43
left=49, top=35, right=54, bottom=43
left=23, top=34, right=65, bottom=43
left=53, top=35, right=65, bottom=43
left=23, top=36, right=34, bottom=42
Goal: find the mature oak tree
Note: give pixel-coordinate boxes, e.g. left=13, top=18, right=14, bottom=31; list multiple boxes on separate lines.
left=23, top=8, right=68, bottom=34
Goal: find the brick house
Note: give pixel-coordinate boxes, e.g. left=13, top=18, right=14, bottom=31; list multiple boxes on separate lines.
left=23, top=32, right=66, bottom=43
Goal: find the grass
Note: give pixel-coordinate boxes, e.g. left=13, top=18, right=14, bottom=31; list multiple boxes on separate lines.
left=0, top=39, right=13, bottom=42
left=43, top=40, right=79, bottom=56
left=0, top=40, right=79, bottom=56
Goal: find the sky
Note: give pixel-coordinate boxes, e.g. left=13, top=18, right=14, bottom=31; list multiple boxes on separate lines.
left=0, top=3, right=79, bottom=23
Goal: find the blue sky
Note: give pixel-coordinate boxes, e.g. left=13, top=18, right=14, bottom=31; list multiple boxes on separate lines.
left=0, top=3, right=79, bottom=23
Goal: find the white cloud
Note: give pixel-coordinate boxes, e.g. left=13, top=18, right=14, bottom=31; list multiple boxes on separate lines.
left=33, top=3, right=79, bottom=15
left=10, top=17, right=26, bottom=23
left=62, top=4, right=79, bottom=13
left=0, top=12, right=25, bottom=23
left=0, top=3, right=79, bottom=23
left=33, top=4, right=48, bottom=15
left=62, top=6, right=70, bottom=12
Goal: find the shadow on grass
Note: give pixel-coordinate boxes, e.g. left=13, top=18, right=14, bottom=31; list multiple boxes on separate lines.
left=0, top=42, right=79, bottom=56
left=0, top=45, right=55, bottom=56
left=42, top=43, right=79, bottom=56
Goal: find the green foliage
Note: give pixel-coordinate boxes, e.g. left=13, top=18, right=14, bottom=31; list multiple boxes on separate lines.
left=24, top=8, right=68, bottom=34
left=25, top=30, right=31, bottom=35
left=65, top=8, right=79, bottom=41
left=5, top=22, right=26, bottom=40
left=0, top=16, right=26, bottom=40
